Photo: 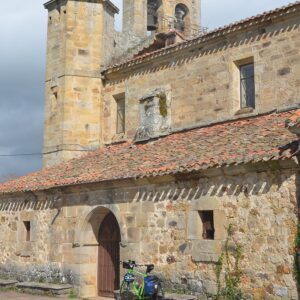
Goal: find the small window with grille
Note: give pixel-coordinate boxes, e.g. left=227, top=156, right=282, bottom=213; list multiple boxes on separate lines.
left=199, top=211, right=215, bottom=240
left=240, top=63, right=255, bottom=108
left=116, top=96, right=125, bottom=134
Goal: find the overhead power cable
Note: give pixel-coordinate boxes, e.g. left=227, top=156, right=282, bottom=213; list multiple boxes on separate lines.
left=0, top=148, right=92, bottom=158
left=0, top=153, right=42, bottom=157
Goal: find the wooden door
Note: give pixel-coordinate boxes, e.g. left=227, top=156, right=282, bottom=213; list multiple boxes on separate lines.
left=98, top=212, right=121, bottom=297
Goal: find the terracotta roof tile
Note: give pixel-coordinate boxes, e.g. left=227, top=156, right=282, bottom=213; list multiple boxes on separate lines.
left=0, top=110, right=298, bottom=194
left=286, top=109, right=300, bottom=128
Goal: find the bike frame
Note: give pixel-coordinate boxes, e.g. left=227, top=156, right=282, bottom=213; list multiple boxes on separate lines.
left=123, top=268, right=149, bottom=300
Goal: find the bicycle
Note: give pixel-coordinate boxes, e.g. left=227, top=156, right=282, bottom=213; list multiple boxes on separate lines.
left=117, top=260, right=165, bottom=300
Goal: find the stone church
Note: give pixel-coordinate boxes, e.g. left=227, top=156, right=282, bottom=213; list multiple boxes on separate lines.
left=1, top=0, right=300, bottom=298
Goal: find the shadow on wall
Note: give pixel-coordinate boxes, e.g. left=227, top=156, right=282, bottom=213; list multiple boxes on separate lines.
left=0, top=169, right=283, bottom=213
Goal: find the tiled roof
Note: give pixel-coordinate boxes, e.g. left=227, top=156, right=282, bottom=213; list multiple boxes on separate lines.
left=104, top=1, right=300, bottom=74
left=0, top=110, right=298, bottom=195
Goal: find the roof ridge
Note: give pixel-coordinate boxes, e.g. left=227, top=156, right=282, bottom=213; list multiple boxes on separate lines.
left=103, top=1, right=300, bottom=73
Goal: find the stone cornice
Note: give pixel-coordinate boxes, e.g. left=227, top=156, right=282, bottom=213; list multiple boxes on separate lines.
left=44, top=0, right=119, bottom=14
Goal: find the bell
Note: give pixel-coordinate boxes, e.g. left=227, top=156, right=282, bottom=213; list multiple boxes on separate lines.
left=174, top=6, right=186, bottom=32
left=147, top=1, right=158, bottom=31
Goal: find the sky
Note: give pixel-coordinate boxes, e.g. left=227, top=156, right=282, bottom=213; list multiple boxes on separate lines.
left=0, top=0, right=294, bottom=180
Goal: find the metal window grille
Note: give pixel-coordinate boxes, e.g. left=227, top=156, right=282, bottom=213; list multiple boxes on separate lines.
left=240, top=63, right=255, bottom=108
left=116, top=98, right=125, bottom=134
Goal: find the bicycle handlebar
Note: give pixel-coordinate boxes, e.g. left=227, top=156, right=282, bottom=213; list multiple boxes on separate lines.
left=120, top=260, right=151, bottom=266
left=120, top=260, right=155, bottom=273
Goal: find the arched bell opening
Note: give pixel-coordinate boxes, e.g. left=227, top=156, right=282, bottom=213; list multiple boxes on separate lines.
left=147, top=0, right=160, bottom=31
left=174, top=3, right=189, bottom=33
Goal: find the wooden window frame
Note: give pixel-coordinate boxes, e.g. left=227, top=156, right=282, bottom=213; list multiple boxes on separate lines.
left=240, top=62, right=255, bottom=109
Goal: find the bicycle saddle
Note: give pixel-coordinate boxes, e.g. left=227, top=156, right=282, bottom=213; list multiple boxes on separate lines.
left=146, top=264, right=154, bottom=274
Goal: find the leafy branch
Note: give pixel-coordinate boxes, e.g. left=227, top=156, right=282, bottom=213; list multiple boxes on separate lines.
left=294, top=223, right=300, bottom=285
left=213, top=224, right=244, bottom=300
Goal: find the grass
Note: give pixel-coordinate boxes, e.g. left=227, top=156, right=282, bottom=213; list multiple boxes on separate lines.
left=68, top=290, right=78, bottom=299
left=0, top=286, right=80, bottom=299
left=0, top=286, right=20, bottom=293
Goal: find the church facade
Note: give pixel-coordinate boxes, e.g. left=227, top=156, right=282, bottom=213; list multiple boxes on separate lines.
left=1, top=1, right=300, bottom=299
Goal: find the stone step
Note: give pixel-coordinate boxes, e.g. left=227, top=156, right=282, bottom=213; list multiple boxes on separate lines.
left=16, top=282, right=73, bottom=296
left=165, top=293, right=197, bottom=300
left=0, top=279, right=18, bottom=288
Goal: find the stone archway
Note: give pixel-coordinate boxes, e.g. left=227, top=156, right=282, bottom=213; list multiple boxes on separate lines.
left=76, top=205, right=123, bottom=299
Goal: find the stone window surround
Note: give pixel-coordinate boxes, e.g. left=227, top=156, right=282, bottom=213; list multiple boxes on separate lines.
left=232, top=56, right=256, bottom=116
left=112, top=92, right=127, bottom=142
left=16, top=212, right=37, bottom=257
left=187, top=195, right=227, bottom=262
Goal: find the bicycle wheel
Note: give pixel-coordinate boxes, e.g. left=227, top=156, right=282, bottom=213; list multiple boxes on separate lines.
left=153, top=282, right=164, bottom=300
left=118, top=281, right=136, bottom=300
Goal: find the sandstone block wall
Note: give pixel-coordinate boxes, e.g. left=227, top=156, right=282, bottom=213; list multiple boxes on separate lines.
left=43, top=0, right=116, bottom=167
left=0, top=164, right=298, bottom=299
left=43, top=3, right=300, bottom=168
left=103, top=15, right=300, bottom=144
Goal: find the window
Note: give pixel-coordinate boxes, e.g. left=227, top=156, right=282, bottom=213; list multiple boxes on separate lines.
left=240, top=63, right=255, bottom=108
left=147, top=0, right=159, bottom=31
left=23, top=221, right=31, bottom=242
left=199, top=211, right=215, bottom=240
left=116, top=97, right=125, bottom=134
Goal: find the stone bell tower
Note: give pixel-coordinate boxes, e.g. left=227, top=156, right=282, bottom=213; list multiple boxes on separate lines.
left=43, top=0, right=119, bottom=167
left=123, top=0, right=201, bottom=38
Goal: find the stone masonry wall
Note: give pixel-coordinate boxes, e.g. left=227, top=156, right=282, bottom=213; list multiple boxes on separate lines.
left=43, top=0, right=114, bottom=167
left=102, top=15, right=300, bottom=144
left=43, top=3, right=300, bottom=167
left=0, top=165, right=298, bottom=299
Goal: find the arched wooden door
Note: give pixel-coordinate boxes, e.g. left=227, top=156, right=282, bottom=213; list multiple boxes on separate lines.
left=98, top=212, right=121, bottom=297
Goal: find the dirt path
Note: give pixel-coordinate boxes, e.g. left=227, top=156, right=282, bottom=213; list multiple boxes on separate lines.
left=0, top=291, right=81, bottom=300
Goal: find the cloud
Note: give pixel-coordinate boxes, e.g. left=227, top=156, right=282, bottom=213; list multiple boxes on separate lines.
left=0, top=0, right=292, bottom=177
left=202, top=0, right=293, bottom=29
left=0, top=1, right=46, bottom=177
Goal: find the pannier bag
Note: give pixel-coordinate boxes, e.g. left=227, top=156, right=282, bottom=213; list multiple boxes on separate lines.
left=144, top=275, right=159, bottom=296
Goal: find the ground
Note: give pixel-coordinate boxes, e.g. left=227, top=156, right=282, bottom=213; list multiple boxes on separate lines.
left=0, top=291, right=81, bottom=299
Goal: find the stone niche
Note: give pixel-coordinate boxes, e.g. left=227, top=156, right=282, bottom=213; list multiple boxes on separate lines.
left=135, top=88, right=171, bottom=142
